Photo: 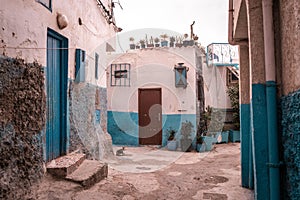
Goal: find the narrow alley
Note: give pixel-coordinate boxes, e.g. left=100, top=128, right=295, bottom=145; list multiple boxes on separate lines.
left=33, top=143, right=253, bottom=200
left=1, top=0, right=300, bottom=199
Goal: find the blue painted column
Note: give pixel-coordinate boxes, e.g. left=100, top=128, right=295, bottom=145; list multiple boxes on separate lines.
left=246, top=0, right=270, bottom=199
left=238, top=45, right=252, bottom=188
left=240, top=104, right=251, bottom=187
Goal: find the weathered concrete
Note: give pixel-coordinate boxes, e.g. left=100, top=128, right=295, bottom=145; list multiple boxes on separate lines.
left=246, top=0, right=265, bottom=85
left=279, top=0, right=300, bottom=96
left=69, top=82, right=114, bottom=160
left=66, top=160, right=108, bottom=189
left=239, top=45, right=250, bottom=105
left=0, top=56, right=45, bottom=199
left=46, top=153, right=86, bottom=177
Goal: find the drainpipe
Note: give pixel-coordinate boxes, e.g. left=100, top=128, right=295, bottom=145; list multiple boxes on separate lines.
left=228, top=0, right=248, bottom=46
left=262, top=0, right=280, bottom=199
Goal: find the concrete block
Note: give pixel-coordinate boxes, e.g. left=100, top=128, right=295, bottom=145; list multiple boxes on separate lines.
left=46, top=153, right=86, bottom=177
left=65, top=160, right=108, bottom=189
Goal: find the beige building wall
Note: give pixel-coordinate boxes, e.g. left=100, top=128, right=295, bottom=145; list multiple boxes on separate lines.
left=0, top=0, right=116, bottom=87
left=279, top=0, right=300, bottom=95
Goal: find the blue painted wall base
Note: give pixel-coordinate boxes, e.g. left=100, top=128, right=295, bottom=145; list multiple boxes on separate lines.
left=240, top=104, right=251, bottom=188
left=107, top=111, right=139, bottom=146
left=251, top=84, right=269, bottom=200
left=107, top=111, right=196, bottom=147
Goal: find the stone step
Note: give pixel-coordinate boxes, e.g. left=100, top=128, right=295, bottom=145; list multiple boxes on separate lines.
left=65, top=160, right=108, bottom=189
left=46, top=153, right=86, bottom=177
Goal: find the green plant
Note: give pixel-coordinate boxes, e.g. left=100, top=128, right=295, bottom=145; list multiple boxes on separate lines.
left=140, top=39, right=145, bottom=45
left=196, top=134, right=204, bottom=144
left=180, top=120, right=194, bottom=151
left=129, top=37, right=134, bottom=44
left=145, top=34, right=149, bottom=45
left=166, top=128, right=176, bottom=141
left=170, top=36, right=175, bottom=43
left=180, top=120, right=194, bottom=139
left=149, top=36, right=154, bottom=45
left=183, top=33, right=189, bottom=39
left=160, top=34, right=168, bottom=41
left=226, top=83, right=240, bottom=129
left=154, top=37, right=160, bottom=43
left=208, top=108, right=224, bottom=132
left=196, top=106, right=211, bottom=144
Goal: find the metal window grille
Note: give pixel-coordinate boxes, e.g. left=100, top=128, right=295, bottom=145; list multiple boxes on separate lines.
left=174, top=63, right=188, bottom=88
left=110, top=63, right=131, bottom=86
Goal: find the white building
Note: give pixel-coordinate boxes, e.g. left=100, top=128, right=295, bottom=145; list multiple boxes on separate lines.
left=106, top=46, right=205, bottom=146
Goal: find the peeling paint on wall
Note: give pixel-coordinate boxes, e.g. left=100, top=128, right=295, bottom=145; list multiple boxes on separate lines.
left=69, top=81, right=113, bottom=160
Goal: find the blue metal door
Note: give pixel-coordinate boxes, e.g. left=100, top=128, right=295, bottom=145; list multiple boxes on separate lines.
left=46, top=29, right=68, bottom=161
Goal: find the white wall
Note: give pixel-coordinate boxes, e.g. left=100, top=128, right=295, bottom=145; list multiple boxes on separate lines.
left=203, top=63, right=233, bottom=109
left=107, top=47, right=201, bottom=115
left=0, top=0, right=116, bottom=87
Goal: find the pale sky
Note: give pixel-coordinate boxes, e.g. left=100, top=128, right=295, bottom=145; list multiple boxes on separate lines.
left=113, top=0, right=229, bottom=48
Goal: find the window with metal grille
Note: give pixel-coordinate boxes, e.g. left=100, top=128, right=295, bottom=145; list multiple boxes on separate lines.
left=111, top=63, right=131, bottom=86
left=174, top=63, right=188, bottom=88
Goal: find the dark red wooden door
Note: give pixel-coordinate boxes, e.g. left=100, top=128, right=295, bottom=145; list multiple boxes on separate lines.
left=138, top=88, right=162, bottom=145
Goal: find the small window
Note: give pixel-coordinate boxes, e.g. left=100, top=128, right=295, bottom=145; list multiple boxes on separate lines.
left=174, top=63, right=188, bottom=88
left=111, top=63, right=130, bottom=86
left=36, top=0, right=52, bottom=10
left=95, top=53, right=99, bottom=79
left=227, top=68, right=239, bottom=85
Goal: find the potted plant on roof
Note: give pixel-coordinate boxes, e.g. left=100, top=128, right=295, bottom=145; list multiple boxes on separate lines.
left=166, top=128, right=177, bottom=151
left=180, top=120, right=194, bottom=152
left=140, top=39, right=146, bottom=49
left=147, top=36, right=154, bottom=48
left=135, top=42, right=140, bottom=49
left=154, top=37, right=160, bottom=47
left=160, top=34, right=169, bottom=47
left=193, top=35, right=199, bottom=46
left=129, top=37, right=135, bottom=49
left=183, top=33, right=189, bottom=47
left=175, top=36, right=183, bottom=47
left=169, top=36, right=175, bottom=47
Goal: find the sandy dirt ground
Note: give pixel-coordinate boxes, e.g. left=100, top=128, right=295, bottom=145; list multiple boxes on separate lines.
left=34, top=143, right=254, bottom=200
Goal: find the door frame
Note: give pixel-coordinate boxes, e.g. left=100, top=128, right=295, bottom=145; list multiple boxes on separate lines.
left=46, top=28, right=69, bottom=161
left=138, top=88, right=162, bottom=145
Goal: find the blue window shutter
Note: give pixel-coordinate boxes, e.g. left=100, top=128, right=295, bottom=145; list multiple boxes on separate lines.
left=175, top=67, right=187, bottom=88
left=75, top=49, right=85, bottom=82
